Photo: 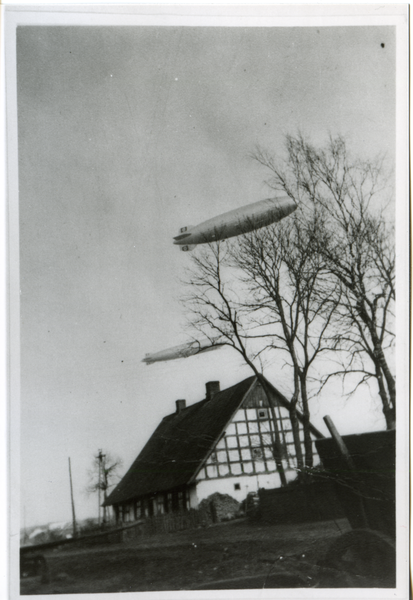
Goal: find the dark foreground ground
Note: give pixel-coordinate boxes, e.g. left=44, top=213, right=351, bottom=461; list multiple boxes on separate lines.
left=20, top=517, right=395, bottom=594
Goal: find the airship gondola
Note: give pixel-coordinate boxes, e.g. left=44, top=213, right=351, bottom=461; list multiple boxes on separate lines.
left=173, top=195, right=297, bottom=251
left=142, top=338, right=223, bottom=365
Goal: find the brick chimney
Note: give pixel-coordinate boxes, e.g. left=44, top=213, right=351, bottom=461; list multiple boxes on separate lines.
left=175, top=399, right=186, bottom=414
left=206, top=381, right=220, bottom=401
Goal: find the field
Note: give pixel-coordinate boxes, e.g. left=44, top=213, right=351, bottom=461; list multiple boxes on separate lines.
left=20, top=517, right=392, bottom=594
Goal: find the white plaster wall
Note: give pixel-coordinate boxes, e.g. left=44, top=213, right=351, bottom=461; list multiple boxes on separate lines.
left=194, top=469, right=298, bottom=505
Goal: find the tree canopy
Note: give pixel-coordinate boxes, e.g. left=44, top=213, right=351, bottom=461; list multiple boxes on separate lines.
left=182, top=134, right=395, bottom=485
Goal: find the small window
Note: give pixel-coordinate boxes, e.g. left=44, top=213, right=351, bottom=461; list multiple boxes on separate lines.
left=156, top=495, right=165, bottom=515
left=180, top=226, right=187, bottom=233
left=258, top=409, right=268, bottom=419
left=252, top=447, right=263, bottom=459
left=234, top=483, right=241, bottom=491
left=142, top=498, right=149, bottom=517
left=123, top=504, right=131, bottom=522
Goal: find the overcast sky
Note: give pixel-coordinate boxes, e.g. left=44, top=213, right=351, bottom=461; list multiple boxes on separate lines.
left=15, top=24, right=395, bottom=528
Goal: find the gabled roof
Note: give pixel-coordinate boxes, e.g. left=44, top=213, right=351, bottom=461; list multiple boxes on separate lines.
left=104, top=375, right=323, bottom=506
left=104, top=377, right=256, bottom=506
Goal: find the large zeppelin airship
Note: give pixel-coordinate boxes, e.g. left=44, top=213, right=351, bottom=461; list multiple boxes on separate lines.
left=173, top=195, right=297, bottom=251
left=142, top=338, right=223, bottom=365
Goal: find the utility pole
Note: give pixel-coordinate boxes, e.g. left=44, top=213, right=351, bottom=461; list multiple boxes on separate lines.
left=97, top=450, right=106, bottom=527
left=68, top=457, right=78, bottom=538
left=23, top=505, right=28, bottom=544
left=97, top=450, right=102, bottom=526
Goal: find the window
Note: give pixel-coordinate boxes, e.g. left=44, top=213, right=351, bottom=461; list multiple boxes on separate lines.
left=258, top=409, right=268, bottom=419
left=234, top=483, right=241, bottom=491
left=123, top=504, right=131, bottom=522
left=174, top=489, right=189, bottom=511
left=142, top=498, right=149, bottom=517
left=166, top=492, right=173, bottom=513
left=180, top=226, right=187, bottom=233
left=157, top=495, right=165, bottom=515
left=252, top=447, right=263, bottom=459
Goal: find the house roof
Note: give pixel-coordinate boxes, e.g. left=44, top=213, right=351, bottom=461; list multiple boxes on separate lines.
left=104, top=375, right=323, bottom=506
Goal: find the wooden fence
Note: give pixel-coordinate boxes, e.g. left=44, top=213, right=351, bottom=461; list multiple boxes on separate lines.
left=21, top=509, right=212, bottom=554
left=120, top=509, right=208, bottom=541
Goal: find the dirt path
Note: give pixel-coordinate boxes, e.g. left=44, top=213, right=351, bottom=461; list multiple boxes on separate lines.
left=21, top=518, right=353, bottom=594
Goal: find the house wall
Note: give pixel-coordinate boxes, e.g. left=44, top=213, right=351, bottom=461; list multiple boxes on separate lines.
left=196, top=409, right=319, bottom=484
left=193, top=382, right=320, bottom=505
left=114, top=483, right=200, bottom=524
left=195, top=470, right=299, bottom=505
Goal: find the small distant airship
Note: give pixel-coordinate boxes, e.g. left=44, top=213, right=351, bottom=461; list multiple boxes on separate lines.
left=142, top=337, right=223, bottom=365
left=173, top=196, right=297, bottom=251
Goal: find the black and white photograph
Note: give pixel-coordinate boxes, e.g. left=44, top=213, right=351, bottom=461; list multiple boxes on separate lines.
left=4, top=4, right=409, bottom=599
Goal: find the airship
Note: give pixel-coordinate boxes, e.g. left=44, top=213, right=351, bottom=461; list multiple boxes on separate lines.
left=173, top=195, right=297, bottom=251
left=142, top=337, right=223, bottom=365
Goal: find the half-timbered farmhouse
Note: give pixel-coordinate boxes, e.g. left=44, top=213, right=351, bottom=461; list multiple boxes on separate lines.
left=104, top=376, right=323, bottom=524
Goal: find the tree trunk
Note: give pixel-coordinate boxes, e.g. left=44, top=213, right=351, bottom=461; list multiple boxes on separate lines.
left=239, top=350, right=289, bottom=487
left=373, top=342, right=396, bottom=410
left=289, top=368, right=304, bottom=471
left=375, top=364, right=396, bottom=430
left=257, top=374, right=288, bottom=487
left=361, top=311, right=396, bottom=411
left=299, top=372, right=313, bottom=469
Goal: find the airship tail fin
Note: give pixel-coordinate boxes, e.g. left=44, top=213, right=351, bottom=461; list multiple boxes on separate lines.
left=173, top=226, right=193, bottom=242
left=180, top=244, right=196, bottom=252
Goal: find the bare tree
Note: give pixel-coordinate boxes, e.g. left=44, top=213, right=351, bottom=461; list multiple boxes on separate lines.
left=182, top=216, right=336, bottom=473
left=253, top=134, right=395, bottom=429
left=232, top=209, right=341, bottom=468
left=182, top=241, right=289, bottom=484
left=86, top=451, right=123, bottom=526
